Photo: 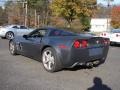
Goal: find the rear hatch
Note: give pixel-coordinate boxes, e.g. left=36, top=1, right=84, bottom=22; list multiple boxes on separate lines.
left=70, top=36, right=109, bottom=62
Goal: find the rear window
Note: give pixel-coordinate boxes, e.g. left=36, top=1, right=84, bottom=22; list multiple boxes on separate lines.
left=12, top=26, right=19, bottom=29
left=111, top=30, right=120, bottom=33
left=49, top=29, right=76, bottom=36
left=20, top=26, right=27, bottom=29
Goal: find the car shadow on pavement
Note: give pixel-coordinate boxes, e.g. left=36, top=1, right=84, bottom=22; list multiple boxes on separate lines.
left=87, top=77, right=112, bottom=90
left=110, top=44, right=120, bottom=47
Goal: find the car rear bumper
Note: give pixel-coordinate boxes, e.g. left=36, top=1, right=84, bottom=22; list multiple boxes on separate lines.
left=60, top=45, right=109, bottom=68
left=110, top=41, right=120, bottom=44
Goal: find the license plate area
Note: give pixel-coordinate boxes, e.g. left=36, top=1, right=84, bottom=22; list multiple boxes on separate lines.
left=89, top=48, right=103, bottom=56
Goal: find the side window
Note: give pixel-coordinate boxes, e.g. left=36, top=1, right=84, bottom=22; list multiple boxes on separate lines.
left=30, top=29, right=47, bottom=37
left=12, top=26, right=19, bottom=29
left=20, top=26, right=27, bottom=29
left=49, top=30, right=61, bottom=36
left=61, top=31, right=75, bottom=36
left=49, top=29, right=76, bottom=36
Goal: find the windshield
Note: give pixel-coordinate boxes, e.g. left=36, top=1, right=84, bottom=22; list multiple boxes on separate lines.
left=111, top=30, right=120, bottom=33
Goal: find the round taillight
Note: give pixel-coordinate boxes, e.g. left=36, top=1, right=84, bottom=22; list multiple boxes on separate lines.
left=104, top=33, right=106, bottom=36
left=82, top=40, right=88, bottom=48
left=74, top=40, right=80, bottom=48
left=116, top=34, right=119, bottom=37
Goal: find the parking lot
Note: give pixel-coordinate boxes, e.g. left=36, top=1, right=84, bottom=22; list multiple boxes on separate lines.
left=0, top=39, right=120, bottom=90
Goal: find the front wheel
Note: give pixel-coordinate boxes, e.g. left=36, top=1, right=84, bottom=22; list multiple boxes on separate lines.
left=42, top=47, right=62, bottom=72
left=6, top=32, right=14, bottom=40
left=9, top=41, right=17, bottom=55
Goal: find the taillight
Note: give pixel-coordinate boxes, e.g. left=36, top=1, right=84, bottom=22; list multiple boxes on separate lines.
left=81, top=40, right=88, bottom=48
left=101, top=33, right=103, bottom=36
left=73, top=40, right=88, bottom=48
left=73, top=40, right=81, bottom=48
left=104, top=33, right=106, bottom=36
left=116, top=34, right=119, bottom=37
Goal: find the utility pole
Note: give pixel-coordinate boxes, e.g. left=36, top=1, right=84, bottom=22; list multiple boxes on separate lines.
left=34, top=9, right=37, bottom=28
left=107, top=0, right=111, bottom=31
left=23, top=1, right=28, bottom=26
left=37, top=15, right=40, bottom=28
left=105, top=0, right=113, bottom=31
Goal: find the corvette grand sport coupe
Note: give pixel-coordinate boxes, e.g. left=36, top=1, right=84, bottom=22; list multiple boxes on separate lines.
left=9, top=27, right=110, bottom=72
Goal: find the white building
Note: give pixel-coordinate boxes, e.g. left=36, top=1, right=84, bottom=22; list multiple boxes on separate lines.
left=90, top=18, right=111, bottom=32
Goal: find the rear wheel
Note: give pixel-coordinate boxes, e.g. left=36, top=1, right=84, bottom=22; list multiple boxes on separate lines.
left=1, top=37, right=6, bottom=39
left=6, top=32, right=14, bottom=40
left=110, top=42, right=115, bottom=46
left=42, top=47, right=62, bottom=72
left=9, top=41, right=17, bottom=55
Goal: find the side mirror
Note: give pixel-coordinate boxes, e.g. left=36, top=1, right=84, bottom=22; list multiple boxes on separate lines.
left=23, top=35, right=28, bottom=38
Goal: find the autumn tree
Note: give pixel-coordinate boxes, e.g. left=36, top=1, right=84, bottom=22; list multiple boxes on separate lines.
left=0, top=7, right=8, bottom=25
left=4, top=1, right=24, bottom=25
left=51, top=0, right=97, bottom=29
left=111, top=6, right=120, bottom=28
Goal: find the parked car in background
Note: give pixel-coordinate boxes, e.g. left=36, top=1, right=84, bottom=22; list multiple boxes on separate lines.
left=0, top=25, right=34, bottom=39
left=100, top=29, right=120, bottom=45
left=109, top=29, right=120, bottom=45
left=9, top=27, right=109, bottom=72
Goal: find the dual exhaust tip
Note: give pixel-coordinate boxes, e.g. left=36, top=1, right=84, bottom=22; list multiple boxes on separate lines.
left=86, top=61, right=100, bottom=67
left=71, top=60, right=100, bottom=68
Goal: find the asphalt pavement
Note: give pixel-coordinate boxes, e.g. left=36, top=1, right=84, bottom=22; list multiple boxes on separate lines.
left=0, top=39, right=120, bottom=90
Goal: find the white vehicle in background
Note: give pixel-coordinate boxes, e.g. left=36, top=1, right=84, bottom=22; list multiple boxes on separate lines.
left=0, top=25, right=34, bottom=39
left=100, top=29, right=120, bottom=45
left=110, top=29, right=120, bottom=45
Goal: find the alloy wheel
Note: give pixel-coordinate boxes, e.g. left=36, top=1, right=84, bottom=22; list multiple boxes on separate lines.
left=42, top=50, right=55, bottom=71
left=6, top=32, right=14, bottom=39
left=9, top=42, right=15, bottom=54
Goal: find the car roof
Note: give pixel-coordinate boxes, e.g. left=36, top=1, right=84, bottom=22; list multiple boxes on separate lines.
left=4, top=25, right=26, bottom=27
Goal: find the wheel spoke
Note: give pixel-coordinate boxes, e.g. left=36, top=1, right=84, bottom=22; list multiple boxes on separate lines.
left=43, top=52, right=49, bottom=63
left=48, top=61, right=52, bottom=70
left=42, top=50, right=55, bottom=70
left=7, top=33, right=14, bottom=39
left=50, top=56, right=54, bottom=64
left=10, top=42, right=15, bottom=54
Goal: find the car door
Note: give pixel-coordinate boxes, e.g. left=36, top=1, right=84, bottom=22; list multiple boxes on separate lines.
left=17, top=26, right=28, bottom=36
left=21, top=29, right=47, bottom=58
left=10, top=25, right=19, bottom=36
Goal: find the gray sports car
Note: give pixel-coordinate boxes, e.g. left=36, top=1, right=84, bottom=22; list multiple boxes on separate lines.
left=9, top=27, right=109, bottom=72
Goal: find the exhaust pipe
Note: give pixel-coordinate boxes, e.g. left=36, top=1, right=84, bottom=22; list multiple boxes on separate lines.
left=86, top=62, right=93, bottom=67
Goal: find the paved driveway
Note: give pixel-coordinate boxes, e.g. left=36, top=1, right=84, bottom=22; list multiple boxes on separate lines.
left=0, top=39, right=120, bottom=90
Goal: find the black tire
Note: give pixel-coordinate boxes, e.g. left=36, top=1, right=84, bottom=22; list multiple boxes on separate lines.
left=42, top=47, right=62, bottom=72
left=9, top=41, right=17, bottom=55
left=110, top=42, right=115, bottom=46
left=1, top=37, right=6, bottom=39
left=6, top=32, right=14, bottom=40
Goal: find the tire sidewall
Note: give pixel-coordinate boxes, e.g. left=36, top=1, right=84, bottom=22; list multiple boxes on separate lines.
left=6, top=32, right=14, bottom=40
left=9, top=41, right=17, bottom=55
left=42, top=47, right=61, bottom=72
